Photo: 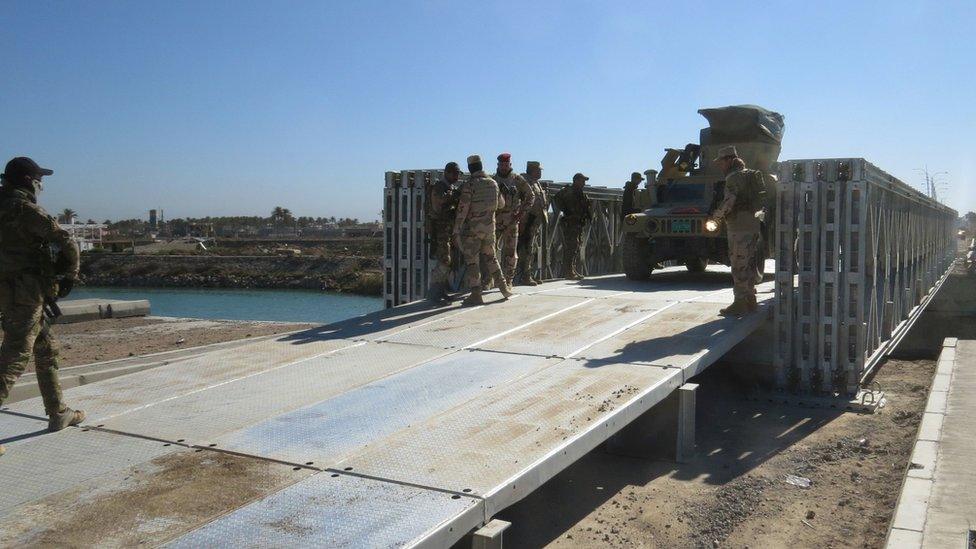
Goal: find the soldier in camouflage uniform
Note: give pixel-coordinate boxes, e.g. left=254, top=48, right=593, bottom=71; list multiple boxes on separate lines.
left=493, top=153, right=535, bottom=288
left=453, top=155, right=513, bottom=306
left=516, top=160, right=547, bottom=285
left=0, top=157, right=86, bottom=457
left=426, top=162, right=460, bottom=303
left=552, top=173, right=592, bottom=280
left=709, top=146, right=763, bottom=316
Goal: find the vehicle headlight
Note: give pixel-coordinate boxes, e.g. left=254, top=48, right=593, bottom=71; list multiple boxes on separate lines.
left=647, top=220, right=659, bottom=233
left=625, top=214, right=638, bottom=225
left=705, top=219, right=719, bottom=233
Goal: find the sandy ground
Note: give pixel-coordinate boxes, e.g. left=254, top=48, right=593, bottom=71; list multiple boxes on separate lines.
left=14, top=317, right=314, bottom=371
left=497, top=357, right=934, bottom=549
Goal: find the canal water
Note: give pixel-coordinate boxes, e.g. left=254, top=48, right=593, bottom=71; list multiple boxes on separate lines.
left=71, top=287, right=383, bottom=324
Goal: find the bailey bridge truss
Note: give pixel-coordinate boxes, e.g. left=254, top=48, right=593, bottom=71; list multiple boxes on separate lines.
left=774, top=158, right=956, bottom=395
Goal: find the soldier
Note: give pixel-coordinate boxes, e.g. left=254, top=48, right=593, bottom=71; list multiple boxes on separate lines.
left=516, top=160, right=547, bottom=285
left=426, top=162, right=461, bottom=303
left=453, top=155, right=513, bottom=306
left=708, top=146, right=764, bottom=315
left=493, top=153, right=535, bottom=288
left=552, top=173, right=592, bottom=280
left=0, top=157, right=85, bottom=457
left=622, top=171, right=644, bottom=219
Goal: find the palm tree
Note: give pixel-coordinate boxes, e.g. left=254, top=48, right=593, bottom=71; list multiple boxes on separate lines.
left=61, top=208, right=77, bottom=224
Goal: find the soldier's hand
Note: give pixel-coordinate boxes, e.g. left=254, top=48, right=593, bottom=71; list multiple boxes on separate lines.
left=57, top=277, right=75, bottom=298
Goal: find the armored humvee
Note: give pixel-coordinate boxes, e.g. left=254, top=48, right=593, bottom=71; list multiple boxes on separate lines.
left=621, top=105, right=784, bottom=280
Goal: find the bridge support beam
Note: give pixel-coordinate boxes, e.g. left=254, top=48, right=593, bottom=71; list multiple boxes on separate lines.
left=471, top=519, right=511, bottom=549
left=605, top=382, right=697, bottom=463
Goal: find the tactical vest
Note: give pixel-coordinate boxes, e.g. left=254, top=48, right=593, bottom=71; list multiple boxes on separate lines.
left=0, top=192, right=55, bottom=277
left=468, top=176, right=499, bottom=217
left=731, top=169, right=766, bottom=213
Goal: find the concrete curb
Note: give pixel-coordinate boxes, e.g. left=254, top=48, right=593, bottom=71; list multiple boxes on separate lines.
left=885, top=337, right=957, bottom=548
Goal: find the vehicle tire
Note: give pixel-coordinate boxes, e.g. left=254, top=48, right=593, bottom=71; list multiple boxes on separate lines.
left=623, top=233, right=652, bottom=280
left=686, top=257, right=708, bottom=273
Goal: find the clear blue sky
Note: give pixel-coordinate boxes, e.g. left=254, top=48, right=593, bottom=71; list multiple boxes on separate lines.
left=3, top=0, right=974, bottom=222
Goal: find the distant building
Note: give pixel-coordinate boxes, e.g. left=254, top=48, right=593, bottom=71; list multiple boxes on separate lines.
left=60, top=223, right=105, bottom=252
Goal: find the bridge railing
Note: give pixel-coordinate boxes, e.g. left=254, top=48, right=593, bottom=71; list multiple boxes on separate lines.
left=382, top=170, right=624, bottom=307
left=774, top=159, right=957, bottom=395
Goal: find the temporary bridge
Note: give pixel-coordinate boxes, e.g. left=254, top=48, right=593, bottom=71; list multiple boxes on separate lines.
left=1, top=268, right=773, bottom=548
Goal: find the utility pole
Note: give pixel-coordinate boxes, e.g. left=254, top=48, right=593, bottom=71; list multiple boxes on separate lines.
left=915, top=166, right=948, bottom=200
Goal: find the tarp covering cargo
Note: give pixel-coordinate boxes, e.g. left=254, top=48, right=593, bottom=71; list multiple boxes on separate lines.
left=698, top=105, right=784, bottom=145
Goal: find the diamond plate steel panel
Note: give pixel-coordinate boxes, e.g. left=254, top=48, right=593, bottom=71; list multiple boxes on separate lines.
left=573, top=301, right=768, bottom=375
left=339, top=359, right=681, bottom=509
left=474, top=297, right=673, bottom=357
left=5, top=335, right=360, bottom=422
left=0, top=410, right=47, bottom=449
left=0, top=433, right=309, bottom=547
left=212, top=350, right=561, bottom=466
left=99, top=341, right=449, bottom=444
left=378, top=294, right=588, bottom=349
left=0, top=428, right=177, bottom=517
left=166, top=472, right=483, bottom=549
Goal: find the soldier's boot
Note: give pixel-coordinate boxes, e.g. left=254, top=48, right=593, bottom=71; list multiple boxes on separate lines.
left=719, top=298, right=750, bottom=317
left=48, top=407, right=86, bottom=432
left=462, top=286, right=484, bottom=307
left=746, top=295, right=758, bottom=312
left=493, top=273, right=514, bottom=299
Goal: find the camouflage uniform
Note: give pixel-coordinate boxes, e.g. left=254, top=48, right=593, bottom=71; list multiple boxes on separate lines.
left=454, top=169, right=505, bottom=294
left=426, top=176, right=458, bottom=297
left=552, top=182, right=591, bottom=279
left=0, top=184, right=79, bottom=416
left=517, top=169, right=547, bottom=284
left=493, top=170, right=534, bottom=286
left=712, top=161, right=762, bottom=311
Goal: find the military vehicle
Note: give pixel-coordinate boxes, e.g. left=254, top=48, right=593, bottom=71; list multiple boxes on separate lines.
left=621, top=105, right=784, bottom=280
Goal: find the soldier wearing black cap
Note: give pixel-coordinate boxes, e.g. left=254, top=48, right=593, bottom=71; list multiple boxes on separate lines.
left=552, top=173, right=592, bottom=280
left=426, top=162, right=461, bottom=303
left=0, top=157, right=85, bottom=457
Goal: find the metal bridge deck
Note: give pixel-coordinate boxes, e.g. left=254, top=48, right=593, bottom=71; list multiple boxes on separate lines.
left=0, top=268, right=773, bottom=548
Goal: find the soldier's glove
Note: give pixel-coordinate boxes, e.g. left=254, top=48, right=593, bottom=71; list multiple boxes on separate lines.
left=57, top=277, right=75, bottom=298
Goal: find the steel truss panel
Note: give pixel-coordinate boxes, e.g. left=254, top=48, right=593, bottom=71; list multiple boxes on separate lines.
left=98, top=341, right=449, bottom=445
left=378, top=294, right=588, bottom=349
left=0, top=429, right=310, bottom=547
left=166, top=472, right=484, bottom=549
left=211, top=351, right=562, bottom=466
left=5, top=335, right=360, bottom=423
left=776, top=158, right=956, bottom=395
left=338, top=358, right=682, bottom=516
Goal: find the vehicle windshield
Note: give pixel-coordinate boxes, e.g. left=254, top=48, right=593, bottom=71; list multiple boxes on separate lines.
left=658, top=182, right=706, bottom=203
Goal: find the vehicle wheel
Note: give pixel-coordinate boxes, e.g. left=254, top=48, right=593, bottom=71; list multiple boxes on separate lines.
left=623, top=233, right=652, bottom=280
left=685, top=257, right=708, bottom=273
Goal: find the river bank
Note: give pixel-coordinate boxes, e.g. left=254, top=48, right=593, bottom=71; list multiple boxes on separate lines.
left=80, top=253, right=383, bottom=295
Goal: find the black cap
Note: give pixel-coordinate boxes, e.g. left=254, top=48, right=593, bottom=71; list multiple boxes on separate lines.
left=2, top=157, right=53, bottom=180
left=572, top=172, right=589, bottom=182
left=631, top=171, right=644, bottom=181
left=444, top=162, right=460, bottom=172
